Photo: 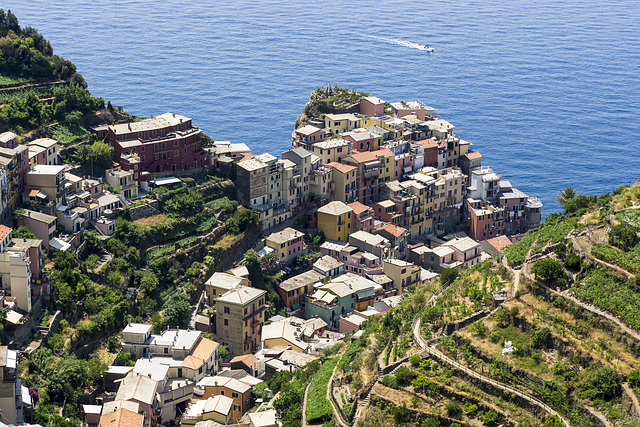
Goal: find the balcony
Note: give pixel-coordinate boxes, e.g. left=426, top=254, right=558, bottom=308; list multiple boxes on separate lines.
left=363, top=169, right=379, bottom=180
left=242, top=304, right=267, bottom=321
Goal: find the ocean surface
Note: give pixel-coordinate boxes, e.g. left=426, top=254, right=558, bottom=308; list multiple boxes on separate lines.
left=6, top=0, right=640, bottom=217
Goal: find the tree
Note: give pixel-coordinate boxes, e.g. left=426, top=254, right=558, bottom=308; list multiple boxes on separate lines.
left=113, top=352, right=135, bottom=366
left=84, top=358, right=107, bottom=385
left=138, top=271, right=159, bottom=294
left=83, top=230, right=103, bottom=253
left=440, top=268, right=459, bottom=286
left=88, top=140, right=114, bottom=169
left=580, top=366, right=621, bottom=400
left=163, top=293, right=191, bottom=328
left=531, top=258, right=565, bottom=282
left=409, top=354, right=422, bottom=367
left=163, top=191, right=204, bottom=217
left=13, top=225, right=36, bottom=239
left=65, top=110, right=83, bottom=127
left=114, top=218, right=145, bottom=247
left=564, top=253, right=581, bottom=269
left=381, top=374, right=398, bottom=389
left=394, top=366, right=413, bottom=384
left=243, top=249, right=264, bottom=289
left=531, top=327, right=554, bottom=349
left=556, top=187, right=577, bottom=212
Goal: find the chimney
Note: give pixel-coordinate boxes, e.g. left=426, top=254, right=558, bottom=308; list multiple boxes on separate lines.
left=148, top=373, right=151, bottom=378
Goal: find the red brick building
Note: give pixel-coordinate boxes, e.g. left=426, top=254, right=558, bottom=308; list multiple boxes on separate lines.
left=106, top=113, right=207, bottom=180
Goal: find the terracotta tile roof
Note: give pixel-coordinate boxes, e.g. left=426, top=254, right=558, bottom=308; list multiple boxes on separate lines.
left=0, top=225, right=11, bottom=241
left=464, top=151, right=482, bottom=160
left=377, top=223, right=407, bottom=237
left=372, top=148, right=394, bottom=158
left=99, top=408, right=144, bottom=427
left=327, top=162, right=356, bottom=174
left=230, top=354, right=258, bottom=369
left=486, top=235, right=512, bottom=253
left=183, top=337, right=219, bottom=370
left=416, top=139, right=439, bottom=149
left=347, top=201, right=370, bottom=215
left=346, top=151, right=377, bottom=163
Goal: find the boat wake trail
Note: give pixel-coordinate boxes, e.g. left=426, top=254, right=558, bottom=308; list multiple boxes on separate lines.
left=367, top=35, right=431, bottom=51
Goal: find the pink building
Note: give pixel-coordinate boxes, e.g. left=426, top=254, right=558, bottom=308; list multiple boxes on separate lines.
left=293, top=125, right=326, bottom=148
left=497, top=182, right=529, bottom=235
left=319, top=240, right=382, bottom=277
left=339, top=312, right=367, bottom=334
left=359, top=96, right=385, bottom=117
left=106, top=113, right=206, bottom=179
left=393, top=151, right=416, bottom=180
left=467, top=198, right=506, bottom=241
left=265, top=227, right=307, bottom=265
left=372, top=200, right=403, bottom=227
left=347, top=201, right=374, bottom=233
left=19, top=210, right=56, bottom=250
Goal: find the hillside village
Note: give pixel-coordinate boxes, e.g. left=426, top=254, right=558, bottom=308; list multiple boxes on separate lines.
left=0, top=84, right=547, bottom=427
left=1, top=11, right=640, bottom=427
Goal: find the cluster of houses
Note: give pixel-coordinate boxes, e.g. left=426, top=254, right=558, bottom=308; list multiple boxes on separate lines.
left=82, top=324, right=280, bottom=427
left=0, top=94, right=544, bottom=427
left=212, top=95, right=541, bottom=241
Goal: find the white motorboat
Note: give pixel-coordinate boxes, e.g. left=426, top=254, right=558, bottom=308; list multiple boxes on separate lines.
left=421, top=45, right=434, bottom=52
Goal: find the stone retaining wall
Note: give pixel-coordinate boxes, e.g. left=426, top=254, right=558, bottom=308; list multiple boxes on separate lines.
left=129, top=200, right=161, bottom=220
left=444, top=309, right=490, bottom=335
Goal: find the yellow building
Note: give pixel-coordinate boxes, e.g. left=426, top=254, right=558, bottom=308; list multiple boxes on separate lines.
left=214, top=286, right=267, bottom=356
left=317, top=201, right=353, bottom=242
left=327, top=162, right=357, bottom=203
left=309, top=138, right=350, bottom=164
left=383, top=259, right=421, bottom=294
left=264, top=227, right=306, bottom=264
left=324, top=113, right=361, bottom=135
left=181, top=395, right=233, bottom=426
left=105, top=166, right=139, bottom=199
left=195, top=376, right=255, bottom=423
left=376, top=148, right=395, bottom=186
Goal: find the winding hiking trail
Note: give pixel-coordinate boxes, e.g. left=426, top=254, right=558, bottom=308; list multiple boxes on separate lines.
left=622, top=383, right=640, bottom=419
left=412, top=316, right=571, bottom=426
left=560, top=289, right=640, bottom=342
left=301, top=382, right=311, bottom=427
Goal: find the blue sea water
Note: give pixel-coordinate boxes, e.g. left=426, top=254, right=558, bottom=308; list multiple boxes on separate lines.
left=6, top=0, right=640, bottom=217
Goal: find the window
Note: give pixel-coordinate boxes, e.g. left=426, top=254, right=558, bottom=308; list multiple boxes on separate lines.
left=234, top=405, right=241, bottom=411
left=224, top=306, right=230, bottom=314
left=232, top=392, right=239, bottom=398
left=224, top=319, right=228, bottom=326
left=220, top=390, right=225, bottom=396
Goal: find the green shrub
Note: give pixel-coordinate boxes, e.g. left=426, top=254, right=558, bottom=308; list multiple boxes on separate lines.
left=579, top=366, right=621, bottom=400
left=445, top=400, right=463, bottom=419
left=409, top=354, right=422, bottom=367
left=380, top=375, right=399, bottom=389
left=464, top=402, right=477, bottom=413
left=480, top=410, right=499, bottom=424
left=394, top=366, right=413, bottom=384
left=628, top=369, right=640, bottom=388
left=564, top=253, right=580, bottom=269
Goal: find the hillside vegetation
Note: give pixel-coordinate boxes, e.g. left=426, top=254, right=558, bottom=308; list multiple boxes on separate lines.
left=324, top=180, right=640, bottom=427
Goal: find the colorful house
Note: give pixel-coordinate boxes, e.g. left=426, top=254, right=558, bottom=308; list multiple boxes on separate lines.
left=317, top=201, right=353, bottom=241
